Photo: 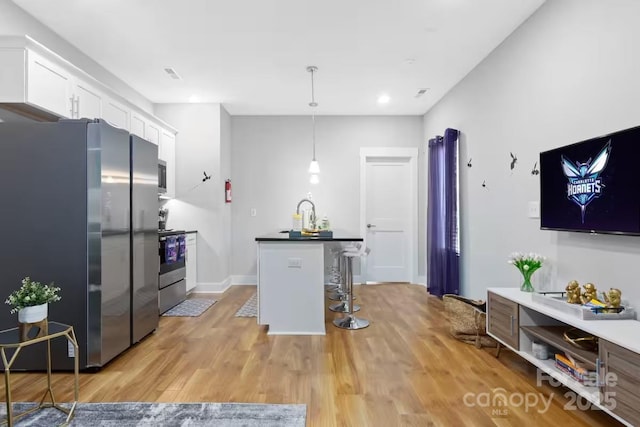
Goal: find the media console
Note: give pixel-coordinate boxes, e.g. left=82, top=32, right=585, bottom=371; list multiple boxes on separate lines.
left=487, top=288, right=640, bottom=426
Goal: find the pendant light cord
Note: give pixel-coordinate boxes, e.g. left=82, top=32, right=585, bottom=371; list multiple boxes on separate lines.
left=308, top=66, right=318, bottom=161
left=307, top=65, right=318, bottom=167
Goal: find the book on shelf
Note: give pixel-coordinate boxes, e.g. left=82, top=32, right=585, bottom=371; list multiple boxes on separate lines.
left=554, top=353, right=597, bottom=384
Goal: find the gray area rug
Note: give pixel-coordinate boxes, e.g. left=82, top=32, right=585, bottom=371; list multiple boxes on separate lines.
left=235, top=293, right=257, bottom=317
left=162, top=299, right=216, bottom=317
left=5, top=402, right=306, bottom=426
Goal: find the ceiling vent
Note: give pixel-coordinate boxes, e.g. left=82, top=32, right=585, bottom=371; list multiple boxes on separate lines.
left=415, top=88, right=429, bottom=98
left=163, top=67, right=182, bottom=80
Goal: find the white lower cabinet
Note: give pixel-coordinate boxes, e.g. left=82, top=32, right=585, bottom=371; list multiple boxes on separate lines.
left=185, top=233, right=198, bottom=292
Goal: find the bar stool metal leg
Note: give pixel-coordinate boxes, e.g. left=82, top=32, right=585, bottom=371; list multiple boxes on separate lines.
left=329, top=252, right=360, bottom=310
left=333, top=254, right=369, bottom=330
left=327, top=254, right=356, bottom=301
left=325, top=247, right=341, bottom=292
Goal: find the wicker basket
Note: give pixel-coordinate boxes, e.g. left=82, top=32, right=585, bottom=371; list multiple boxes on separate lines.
left=443, top=294, right=497, bottom=348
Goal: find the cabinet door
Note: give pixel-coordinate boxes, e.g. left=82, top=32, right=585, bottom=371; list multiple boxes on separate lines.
left=26, top=51, right=72, bottom=117
left=130, top=112, right=145, bottom=138
left=160, top=130, right=176, bottom=198
left=102, top=96, right=130, bottom=130
left=600, top=340, right=640, bottom=426
left=146, top=122, right=160, bottom=146
left=487, top=292, right=519, bottom=349
left=74, top=79, right=102, bottom=119
left=185, top=234, right=197, bottom=292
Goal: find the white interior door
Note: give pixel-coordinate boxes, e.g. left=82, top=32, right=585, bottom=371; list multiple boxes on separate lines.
left=361, top=148, right=418, bottom=283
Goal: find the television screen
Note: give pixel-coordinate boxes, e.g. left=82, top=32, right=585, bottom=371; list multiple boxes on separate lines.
left=540, top=125, right=640, bottom=235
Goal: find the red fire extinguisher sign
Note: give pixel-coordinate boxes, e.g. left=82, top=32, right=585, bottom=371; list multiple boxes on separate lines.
left=225, top=179, right=232, bottom=203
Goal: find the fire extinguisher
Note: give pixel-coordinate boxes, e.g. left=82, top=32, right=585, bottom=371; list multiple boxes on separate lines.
left=225, top=179, right=232, bottom=203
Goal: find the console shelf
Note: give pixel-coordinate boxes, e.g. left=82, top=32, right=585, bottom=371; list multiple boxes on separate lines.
left=520, top=325, right=597, bottom=370
left=487, top=288, right=640, bottom=427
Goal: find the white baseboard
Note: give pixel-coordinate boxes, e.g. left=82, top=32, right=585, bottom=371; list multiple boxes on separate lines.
left=231, top=275, right=257, bottom=285
left=193, top=276, right=232, bottom=294
left=206, top=274, right=424, bottom=288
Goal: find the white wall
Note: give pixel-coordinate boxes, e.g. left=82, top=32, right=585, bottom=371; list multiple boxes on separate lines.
left=230, top=115, right=424, bottom=278
left=155, top=103, right=232, bottom=286
left=423, top=0, right=640, bottom=310
left=0, top=0, right=153, bottom=113
left=220, top=106, right=232, bottom=280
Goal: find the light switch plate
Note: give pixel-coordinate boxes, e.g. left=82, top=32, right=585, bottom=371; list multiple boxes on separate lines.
left=528, top=201, right=540, bottom=218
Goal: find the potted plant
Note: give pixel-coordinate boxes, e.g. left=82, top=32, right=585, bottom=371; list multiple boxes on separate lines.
left=5, top=277, right=61, bottom=323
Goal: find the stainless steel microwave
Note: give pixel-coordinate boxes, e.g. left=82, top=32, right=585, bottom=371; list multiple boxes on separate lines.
left=158, top=160, right=167, bottom=194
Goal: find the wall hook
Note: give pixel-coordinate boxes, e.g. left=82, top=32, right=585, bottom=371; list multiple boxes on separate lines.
left=202, top=171, right=212, bottom=182
left=510, top=152, right=518, bottom=170
left=531, top=162, right=540, bottom=175
left=482, top=180, right=488, bottom=189
left=467, top=158, right=472, bottom=168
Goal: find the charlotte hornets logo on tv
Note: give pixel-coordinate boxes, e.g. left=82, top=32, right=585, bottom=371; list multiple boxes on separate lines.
left=561, top=141, right=611, bottom=223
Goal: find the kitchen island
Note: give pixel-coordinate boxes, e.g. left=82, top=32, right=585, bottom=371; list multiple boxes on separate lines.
left=255, top=232, right=363, bottom=335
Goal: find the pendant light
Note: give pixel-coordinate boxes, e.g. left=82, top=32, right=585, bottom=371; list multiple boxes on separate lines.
left=307, top=66, right=320, bottom=183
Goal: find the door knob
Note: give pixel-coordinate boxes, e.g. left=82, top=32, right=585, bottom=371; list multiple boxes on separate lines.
left=367, top=224, right=376, bottom=229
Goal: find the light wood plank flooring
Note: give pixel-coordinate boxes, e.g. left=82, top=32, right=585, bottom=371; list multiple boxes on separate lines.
left=7, top=285, right=622, bottom=426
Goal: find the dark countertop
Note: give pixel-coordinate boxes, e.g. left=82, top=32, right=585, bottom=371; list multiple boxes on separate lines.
left=255, top=231, right=363, bottom=242
left=159, top=230, right=186, bottom=237
left=185, top=230, right=197, bottom=234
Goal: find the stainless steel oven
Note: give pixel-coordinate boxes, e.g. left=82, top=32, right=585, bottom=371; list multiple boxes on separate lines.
left=159, top=231, right=186, bottom=313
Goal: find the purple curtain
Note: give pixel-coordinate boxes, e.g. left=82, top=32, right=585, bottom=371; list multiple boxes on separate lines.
left=427, top=128, right=460, bottom=297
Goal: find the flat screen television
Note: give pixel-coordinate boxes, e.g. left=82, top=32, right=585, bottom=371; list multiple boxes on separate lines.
left=540, top=125, right=640, bottom=235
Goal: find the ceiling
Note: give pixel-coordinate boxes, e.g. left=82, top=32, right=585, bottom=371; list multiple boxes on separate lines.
left=13, top=0, right=545, bottom=115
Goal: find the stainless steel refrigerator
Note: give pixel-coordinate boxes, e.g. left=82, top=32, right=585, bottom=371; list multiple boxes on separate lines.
left=0, top=119, right=158, bottom=370
left=131, top=134, right=160, bottom=344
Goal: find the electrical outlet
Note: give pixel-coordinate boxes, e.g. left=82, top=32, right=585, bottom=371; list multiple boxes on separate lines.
left=250, top=208, right=257, bottom=217
left=288, top=258, right=302, bottom=268
left=528, top=201, right=540, bottom=219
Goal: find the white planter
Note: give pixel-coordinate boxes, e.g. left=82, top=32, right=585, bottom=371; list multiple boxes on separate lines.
left=18, top=303, right=48, bottom=323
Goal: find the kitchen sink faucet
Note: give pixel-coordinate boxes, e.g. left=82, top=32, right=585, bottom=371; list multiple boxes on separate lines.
left=296, top=198, right=316, bottom=230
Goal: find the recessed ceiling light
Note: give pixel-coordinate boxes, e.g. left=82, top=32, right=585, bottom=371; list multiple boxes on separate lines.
left=377, top=94, right=390, bottom=104
left=188, top=95, right=200, bottom=103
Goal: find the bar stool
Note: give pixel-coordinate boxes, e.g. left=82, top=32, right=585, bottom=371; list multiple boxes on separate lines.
left=325, top=246, right=342, bottom=292
left=333, top=246, right=370, bottom=330
left=327, top=244, right=357, bottom=302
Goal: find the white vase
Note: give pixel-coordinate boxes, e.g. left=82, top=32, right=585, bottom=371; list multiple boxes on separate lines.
left=18, top=303, right=48, bottom=323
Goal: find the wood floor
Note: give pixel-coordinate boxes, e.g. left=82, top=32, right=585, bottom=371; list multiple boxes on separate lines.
left=8, top=285, right=622, bottom=426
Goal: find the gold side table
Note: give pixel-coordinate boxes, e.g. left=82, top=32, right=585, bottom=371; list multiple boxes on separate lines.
left=0, top=321, right=79, bottom=426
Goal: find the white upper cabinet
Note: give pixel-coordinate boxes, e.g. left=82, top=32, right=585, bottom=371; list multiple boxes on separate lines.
left=26, top=50, right=73, bottom=118
left=102, top=96, right=130, bottom=130
left=73, top=78, right=102, bottom=120
left=146, top=122, right=160, bottom=145
left=0, top=36, right=176, bottom=138
left=130, top=112, right=145, bottom=138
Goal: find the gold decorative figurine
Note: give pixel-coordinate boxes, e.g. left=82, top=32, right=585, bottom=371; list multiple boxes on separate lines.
left=565, top=280, right=582, bottom=304
left=580, top=283, right=598, bottom=305
left=603, top=288, right=622, bottom=308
